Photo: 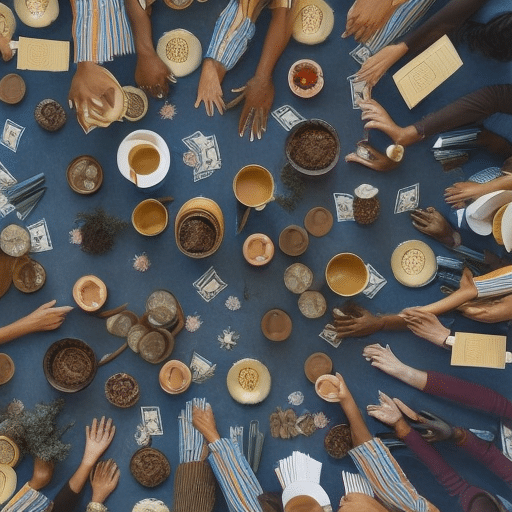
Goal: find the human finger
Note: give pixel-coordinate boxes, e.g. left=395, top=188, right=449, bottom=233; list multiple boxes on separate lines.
left=213, top=96, right=225, bottom=115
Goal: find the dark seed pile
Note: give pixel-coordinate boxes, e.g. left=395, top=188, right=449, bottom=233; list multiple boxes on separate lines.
left=288, top=126, right=338, bottom=170
left=179, top=217, right=216, bottom=253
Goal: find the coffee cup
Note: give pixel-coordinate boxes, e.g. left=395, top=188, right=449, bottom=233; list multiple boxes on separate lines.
left=132, top=199, right=168, bottom=236
left=117, top=130, right=170, bottom=189
left=233, top=165, right=274, bottom=210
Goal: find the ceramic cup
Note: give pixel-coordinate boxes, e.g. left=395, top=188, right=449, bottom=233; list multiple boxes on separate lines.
left=233, top=165, right=274, bottom=210
left=132, top=199, right=168, bottom=236
left=117, top=130, right=170, bottom=189
left=325, top=253, right=369, bottom=297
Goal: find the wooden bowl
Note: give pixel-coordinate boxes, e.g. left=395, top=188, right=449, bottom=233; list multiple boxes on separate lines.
left=325, top=253, right=369, bottom=296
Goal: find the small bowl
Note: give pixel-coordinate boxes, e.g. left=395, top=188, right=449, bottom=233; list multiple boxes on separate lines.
left=261, top=309, right=292, bottom=341
left=243, top=233, right=274, bottom=266
left=286, top=119, right=340, bottom=176
left=233, top=165, right=274, bottom=209
left=0, top=354, right=15, bottom=385
left=43, top=338, right=97, bottom=393
left=304, top=207, right=333, bottom=237
left=66, top=155, right=103, bottom=195
left=315, top=374, right=341, bottom=402
left=304, top=352, right=332, bottom=383
left=325, top=253, right=369, bottom=297
left=159, top=360, right=192, bottom=394
left=288, top=59, right=324, bottom=99
left=279, top=225, right=309, bottom=256
left=73, top=275, right=107, bottom=312
left=132, top=199, right=168, bottom=236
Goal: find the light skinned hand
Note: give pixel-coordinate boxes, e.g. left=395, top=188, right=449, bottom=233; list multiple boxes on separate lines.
left=362, top=343, right=408, bottom=379
left=195, top=59, right=226, bottom=117
left=444, top=181, right=486, bottom=208
left=135, top=51, right=175, bottom=98
left=344, top=0, right=405, bottom=42
left=90, top=459, right=120, bottom=504
left=192, top=404, right=220, bottom=444
left=398, top=308, right=450, bottom=346
left=24, top=300, right=73, bottom=332
left=366, top=391, right=403, bottom=426
left=359, top=98, right=402, bottom=142
left=356, top=43, right=408, bottom=87
left=83, top=417, right=116, bottom=467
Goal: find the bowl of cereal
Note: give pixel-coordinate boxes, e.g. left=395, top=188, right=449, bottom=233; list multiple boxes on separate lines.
left=226, top=358, right=271, bottom=404
left=390, top=240, right=437, bottom=287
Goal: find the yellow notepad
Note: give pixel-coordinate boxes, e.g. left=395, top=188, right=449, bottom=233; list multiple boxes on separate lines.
left=17, top=36, right=70, bottom=72
left=451, top=332, right=507, bottom=369
left=393, top=35, right=463, bottom=109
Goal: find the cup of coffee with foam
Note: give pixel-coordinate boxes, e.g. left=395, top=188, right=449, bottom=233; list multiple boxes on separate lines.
left=117, top=130, right=171, bottom=189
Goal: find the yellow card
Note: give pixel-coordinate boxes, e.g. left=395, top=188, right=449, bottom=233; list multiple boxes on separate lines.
left=17, top=36, right=70, bottom=72
left=451, top=332, right=507, bottom=369
left=393, top=35, right=463, bottom=109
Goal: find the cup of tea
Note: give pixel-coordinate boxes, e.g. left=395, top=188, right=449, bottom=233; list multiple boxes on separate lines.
left=117, top=130, right=171, bottom=189
left=132, top=199, right=168, bottom=236
left=233, top=165, right=274, bottom=210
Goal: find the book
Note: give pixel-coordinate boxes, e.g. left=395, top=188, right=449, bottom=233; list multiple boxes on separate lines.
left=451, top=332, right=507, bottom=369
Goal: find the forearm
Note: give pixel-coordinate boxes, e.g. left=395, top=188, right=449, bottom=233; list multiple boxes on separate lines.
left=124, top=0, right=155, bottom=58
left=254, top=7, right=291, bottom=80
left=477, top=174, right=512, bottom=195
left=0, top=317, right=35, bottom=344
left=414, top=85, right=512, bottom=140
left=380, top=314, right=408, bottom=331
left=339, top=395, right=373, bottom=446
left=402, top=0, right=489, bottom=56
left=68, top=460, right=96, bottom=494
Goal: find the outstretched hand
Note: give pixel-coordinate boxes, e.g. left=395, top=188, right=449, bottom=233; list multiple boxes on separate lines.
left=226, top=76, right=274, bottom=141
left=90, top=459, right=120, bottom=504
left=444, top=181, right=486, bottom=208
left=24, top=300, right=73, bottom=332
left=344, top=0, right=406, bottom=42
left=356, top=43, right=408, bottom=87
left=366, top=391, right=403, bottom=426
left=333, top=304, right=385, bottom=339
left=135, top=52, right=175, bottom=98
left=399, top=308, right=450, bottom=347
left=410, top=207, right=457, bottom=247
left=83, top=417, right=116, bottom=467
left=195, top=59, right=226, bottom=117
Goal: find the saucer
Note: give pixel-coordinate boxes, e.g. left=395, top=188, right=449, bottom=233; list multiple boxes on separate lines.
left=261, top=309, right=292, bottom=341
left=304, top=207, right=333, bottom=237
left=279, top=225, right=309, bottom=256
left=304, top=352, right=332, bottom=383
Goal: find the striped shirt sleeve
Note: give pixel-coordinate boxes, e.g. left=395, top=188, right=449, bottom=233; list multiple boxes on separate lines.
left=208, top=438, right=264, bottom=512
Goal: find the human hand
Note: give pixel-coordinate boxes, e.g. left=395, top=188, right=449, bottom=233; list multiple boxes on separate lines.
left=409, top=207, right=457, bottom=247
left=444, top=181, right=486, bottom=208
left=457, top=294, right=512, bottom=323
left=0, top=34, right=14, bottom=61
left=135, top=51, right=175, bottom=99
left=69, top=62, right=120, bottom=131
left=366, top=391, right=403, bottom=426
left=90, top=459, right=120, bottom=504
left=23, top=300, right=73, bottom=333
left=345, top=140, right=400, bottom=172
left=195, top=59, right=226, bottom=116
left=333, top=304, right=385, bottom=339
left=356, top=43, right=408, bottom=87
left=344, top=0, right=406, bottom=42
left=192, top=404, right=220, bottom=444
left=83, top=417, right=116, bottom=467
left=359, top=98, right=402, bottom=142
left=399, top=308, right=450, bottom=347
left=362, top=343, right=409, bottom=379
left=226, top=75, right=274, bottom=141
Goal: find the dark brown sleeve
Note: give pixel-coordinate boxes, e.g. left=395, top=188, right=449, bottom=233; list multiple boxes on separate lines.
left=413, top=84, right=512, bottom=139
left=402, top=0, right=489, bottom=56
left=52, top=481, right=82, bottom=512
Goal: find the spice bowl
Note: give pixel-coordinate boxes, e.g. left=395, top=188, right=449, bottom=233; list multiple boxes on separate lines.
left=72, top=275, right=107, bottom=312
left=288, top=59, right=324, bottom=99
left=175, top=197, right=224, bottom=258
left=159, top=360, right=192, bottom=394
left=132, top=199, right=168, bottom=236
left=285, top=119, right=340, bottom=176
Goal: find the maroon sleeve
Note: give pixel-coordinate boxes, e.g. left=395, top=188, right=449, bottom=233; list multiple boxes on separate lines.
left=413, top=85, right=512, bottom=139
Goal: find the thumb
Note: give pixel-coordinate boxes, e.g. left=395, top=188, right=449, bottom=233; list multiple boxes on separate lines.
left=39, top=299, right=57, bottom=310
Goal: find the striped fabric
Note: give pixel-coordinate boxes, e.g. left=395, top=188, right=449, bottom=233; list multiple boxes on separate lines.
left=352, top=0, right=437, bottom=59
left=204, top=0, right=256, bottom=71
left=349, top=438, right=436, bottom=512
left=2, top=483, right=52, bottom=512
left=208, top=438, right=264, bottom=512
left=70, top=0, right=135, bottom=63
left=474, top=266, right=512, bottom=297
left=468, top=167, right=503, bottom=183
